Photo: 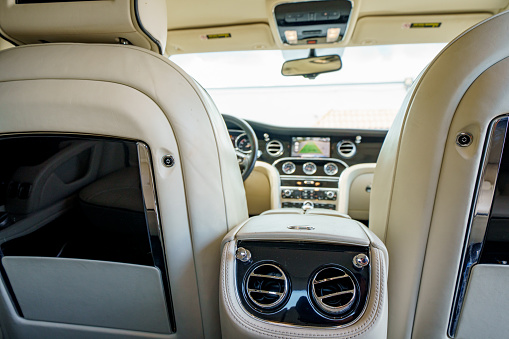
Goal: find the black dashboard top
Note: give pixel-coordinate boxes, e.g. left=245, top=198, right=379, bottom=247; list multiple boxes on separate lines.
left=226, top=119, right=387, bottom=168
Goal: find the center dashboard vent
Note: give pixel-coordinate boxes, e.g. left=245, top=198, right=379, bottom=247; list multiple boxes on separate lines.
left=337, top=140, right=356, bottom=158
left=310, top=266, right=357, bottom=317
left=266, top=140, right=284, bottom=157
left=245, top=263, right=289, bottom=310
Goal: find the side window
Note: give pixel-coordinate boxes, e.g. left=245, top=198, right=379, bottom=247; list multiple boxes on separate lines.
left=0, top=135, right=174, bottom=334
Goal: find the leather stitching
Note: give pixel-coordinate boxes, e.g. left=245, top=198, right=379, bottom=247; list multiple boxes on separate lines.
left=221, top=241, right=387, bottom=338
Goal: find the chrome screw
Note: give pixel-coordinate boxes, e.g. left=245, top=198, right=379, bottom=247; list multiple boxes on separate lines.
left=353, top=253, right=369, bottom=268
left=235, top=247, right=251, bottom=262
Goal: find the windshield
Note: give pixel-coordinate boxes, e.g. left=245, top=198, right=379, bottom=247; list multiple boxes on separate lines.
left=171, top=44, right=445, bottom=130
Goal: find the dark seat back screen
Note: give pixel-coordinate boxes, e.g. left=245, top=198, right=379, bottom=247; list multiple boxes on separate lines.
left=0, top=134, right=175, bottom=333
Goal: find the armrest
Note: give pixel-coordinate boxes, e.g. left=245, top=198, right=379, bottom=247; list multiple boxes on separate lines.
left=220, top=213, right=388, bottom=339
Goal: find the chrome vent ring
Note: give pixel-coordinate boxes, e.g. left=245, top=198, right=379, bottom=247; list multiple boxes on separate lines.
left=266, top=140, right=284, bottom=157
left=310, top=266, right=357, bottom=316
left=337, top=140, right=357, bottom=158
left=245, top=263, right=289, bottom=310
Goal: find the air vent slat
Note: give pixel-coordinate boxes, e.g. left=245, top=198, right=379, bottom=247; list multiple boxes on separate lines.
left=337, top=140, right=357, bottom=159
left=266, top=140, right=284, bottom=157
left=245, top=263, right=289, bottom=310
left=310, top=266, right=357, bottom=316
left=313, top=274, right=349, bottom=284
left=318, top=289, right=355, bottom=300
left=250, top=273, right=286, bottom=280
left=248, top=289, right=284, bottom=296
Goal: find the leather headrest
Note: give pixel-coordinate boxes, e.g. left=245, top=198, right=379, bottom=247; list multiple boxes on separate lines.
left=0, top=0, right=167, bottom=54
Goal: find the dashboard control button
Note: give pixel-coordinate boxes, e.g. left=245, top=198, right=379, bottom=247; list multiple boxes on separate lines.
left=302, top=200, right=314, bottom=210
left=326, top=191, right=335, bottom=199
left=282, top=189, right=293, bottom=198
left=303, top=162, right=317, bottom=175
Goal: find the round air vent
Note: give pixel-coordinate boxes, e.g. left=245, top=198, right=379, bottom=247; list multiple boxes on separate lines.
left=266, top=140, right=284, bottom=157
left=245, top=263, right=289, bottom=310
left=310, top=266, right=357, bottom=316
left=337, top=140, right=356, bottom=158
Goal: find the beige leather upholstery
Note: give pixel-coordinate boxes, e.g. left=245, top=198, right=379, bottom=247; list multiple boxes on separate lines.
left=261, top=208, right=351, bottom=218
left=167, top=23, right=276, bottom=54
left=338, top=163, right=375, bottom=220
left=369, top=10, right=509, bottom=339
left=220, top=214, right=388, bottom=339
left=0, top=43, right=248, bottom=339
left=456, top=264, right=509, bottom=338
left=3, top=257, right=171, bottom=333
left=351, top=13, right=491, bottom=45
left=0, top=37, right=12, bottom=51
left=227, top=214, right=370, bottom=246
left=244, top=161, right=280, bottom=215
left=0, top=0, right=167, bottom=54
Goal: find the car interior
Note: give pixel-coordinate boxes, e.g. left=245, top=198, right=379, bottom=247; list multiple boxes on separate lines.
left=0, top=0, right=509, bottom=338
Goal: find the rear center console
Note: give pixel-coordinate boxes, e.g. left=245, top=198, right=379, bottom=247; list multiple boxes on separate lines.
left=220, top=210, right=388, bottom=338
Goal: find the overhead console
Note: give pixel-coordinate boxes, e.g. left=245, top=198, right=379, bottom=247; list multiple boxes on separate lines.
left=274, top=0, right=352, bottom=45
left=220, top=211, right=388, bottom=338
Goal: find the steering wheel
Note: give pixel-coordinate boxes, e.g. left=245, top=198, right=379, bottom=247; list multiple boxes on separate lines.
left=222, top=114, right=258, bottom=181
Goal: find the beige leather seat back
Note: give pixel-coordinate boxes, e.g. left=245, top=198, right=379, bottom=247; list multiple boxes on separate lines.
left=0, top=1, right=247, bottom=338
left=370, top=11, right=509, bottom=339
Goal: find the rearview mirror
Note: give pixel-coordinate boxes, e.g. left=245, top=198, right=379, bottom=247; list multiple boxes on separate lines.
left=282, top=54, right=342, bottom=79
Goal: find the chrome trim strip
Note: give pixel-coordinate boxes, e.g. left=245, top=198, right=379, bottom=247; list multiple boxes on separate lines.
left=137, top=142, right=176, bottom=333
left=280, top=175, right=340, bottom=182
left=250, top=273, right=286, bottom=280
left=448, top=116, right=508, bottom=337
left=273, top=157, right=349, bottom=169
left=248, top=289, right=283, bottom=296
left=280, top=186, right=338, bottom=191
left=319, top=290, right=354, bottom=300
left=314, top=274, right=348, bottom=284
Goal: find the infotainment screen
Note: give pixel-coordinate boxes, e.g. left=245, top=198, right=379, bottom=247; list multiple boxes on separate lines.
left=291, top=137, right=330, bottom=158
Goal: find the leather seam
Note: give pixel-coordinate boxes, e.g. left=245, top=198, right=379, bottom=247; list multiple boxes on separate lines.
left=222, top=242, right=385, bottom=338
left=0, top=44, right=217, bottom=337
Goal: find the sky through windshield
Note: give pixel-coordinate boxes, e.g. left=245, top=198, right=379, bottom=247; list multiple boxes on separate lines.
left=171, top=44, right=445, bottom=129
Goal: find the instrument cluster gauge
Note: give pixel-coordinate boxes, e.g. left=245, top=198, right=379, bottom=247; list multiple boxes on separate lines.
left=282, top=161, right=296, bottom=175
left=303, top=162, right=317, bottom=175
left=235, top=133, right=252, bottom=153
left=324, top=162, right=339, bottom=176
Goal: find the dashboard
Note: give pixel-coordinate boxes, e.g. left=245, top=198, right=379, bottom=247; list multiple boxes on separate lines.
left=227, top=119, right=387, bottom=215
